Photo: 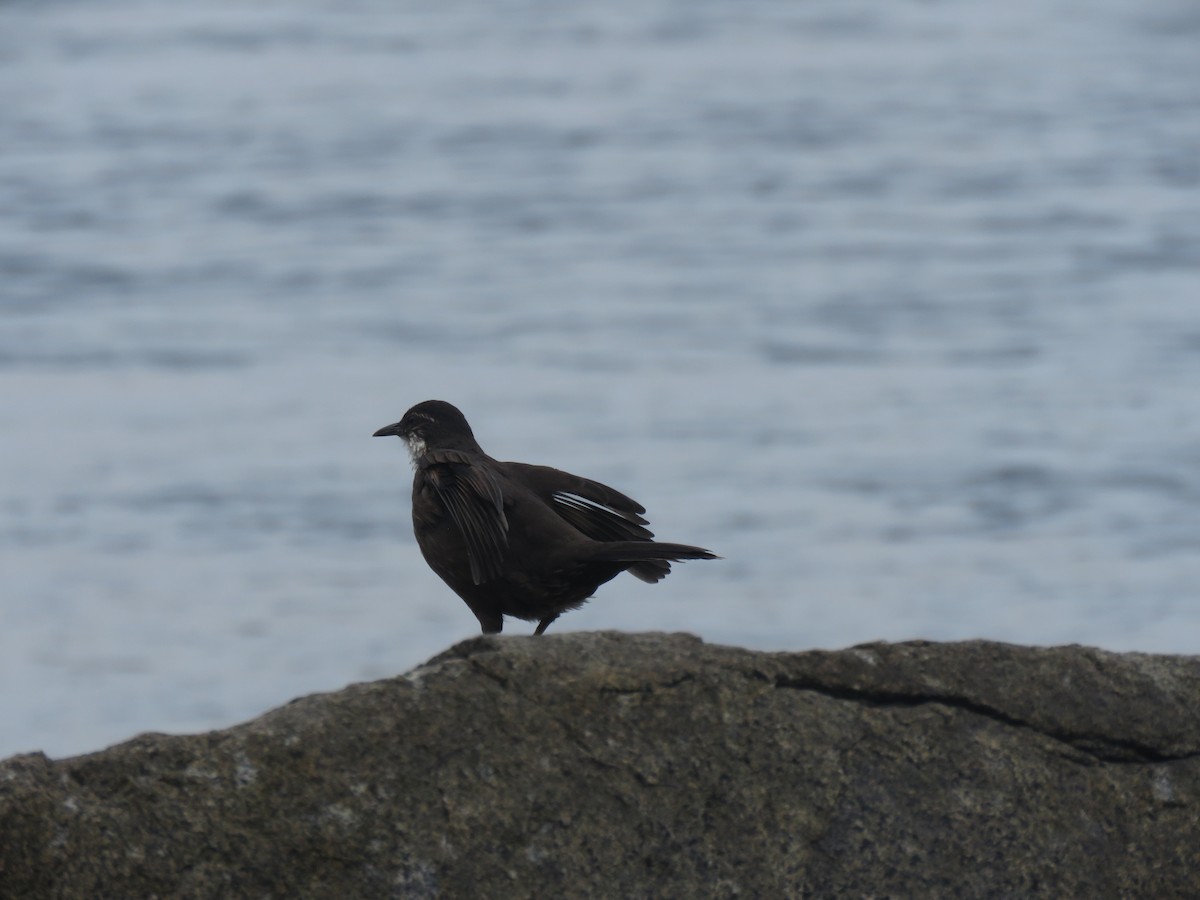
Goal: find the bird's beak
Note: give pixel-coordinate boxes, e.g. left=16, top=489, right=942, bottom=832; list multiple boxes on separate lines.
left=373, top=422, right=404, bottom=437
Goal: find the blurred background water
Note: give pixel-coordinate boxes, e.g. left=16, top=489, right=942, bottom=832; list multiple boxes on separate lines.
left=3, top=0, right=1199, bottom=758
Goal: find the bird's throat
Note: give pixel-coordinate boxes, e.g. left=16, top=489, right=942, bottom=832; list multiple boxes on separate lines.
left=404, top=435, right=427, bottom=468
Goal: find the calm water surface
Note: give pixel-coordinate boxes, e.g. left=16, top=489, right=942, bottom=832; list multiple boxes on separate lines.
left=2, top=0, right=1200, bottom=756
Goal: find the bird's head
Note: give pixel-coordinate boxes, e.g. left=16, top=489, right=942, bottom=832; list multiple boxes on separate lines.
left=373, top=400, right=479, bottom=464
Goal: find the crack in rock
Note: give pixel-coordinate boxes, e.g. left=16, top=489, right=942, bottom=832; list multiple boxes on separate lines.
left=772, top=675, right=1200, bottom=765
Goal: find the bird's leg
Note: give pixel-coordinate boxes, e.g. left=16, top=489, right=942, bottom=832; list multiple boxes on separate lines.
left=476, top=610, right=503, bottom=634
left=533, top=614, right=559, bottom=636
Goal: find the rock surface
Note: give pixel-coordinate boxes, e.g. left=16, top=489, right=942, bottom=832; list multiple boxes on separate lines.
left=3, top=632, right=1200, bottom=898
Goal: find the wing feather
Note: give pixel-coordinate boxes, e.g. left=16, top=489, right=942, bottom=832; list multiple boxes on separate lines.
left=421, top=449, right=509, bottom=584
left=501, top=461, right=656, bottom=543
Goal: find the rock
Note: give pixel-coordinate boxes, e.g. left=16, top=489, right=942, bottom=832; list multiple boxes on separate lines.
left=3, top=632, right=1200, bottom=898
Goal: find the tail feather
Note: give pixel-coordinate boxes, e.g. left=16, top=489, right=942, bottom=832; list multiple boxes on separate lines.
left=629, top=560, right=671, bottom=584
left=587, top=541, right=719, bottom=565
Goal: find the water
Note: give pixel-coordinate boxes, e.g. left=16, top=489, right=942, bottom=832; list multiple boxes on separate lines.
left=2, top=0, right=1199, bottom=758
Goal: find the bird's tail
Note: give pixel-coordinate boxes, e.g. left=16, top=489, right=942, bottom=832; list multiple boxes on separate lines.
left=585, top=541, right=719, bottom=584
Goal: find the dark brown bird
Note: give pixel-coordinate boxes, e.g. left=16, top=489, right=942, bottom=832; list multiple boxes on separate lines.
left=373, top=400, right=717, bottom=635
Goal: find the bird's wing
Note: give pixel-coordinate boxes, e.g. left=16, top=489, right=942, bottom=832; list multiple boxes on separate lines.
left=420, top=449, right=509, bottom=584
left=502, top=462, right=656, bottom=543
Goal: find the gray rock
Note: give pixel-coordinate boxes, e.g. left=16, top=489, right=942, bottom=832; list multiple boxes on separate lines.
left=3, top=632, right=1200, bottom=898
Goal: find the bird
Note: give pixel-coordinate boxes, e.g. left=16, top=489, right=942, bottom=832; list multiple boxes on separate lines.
left=373, top=400, right=717, bottom=635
